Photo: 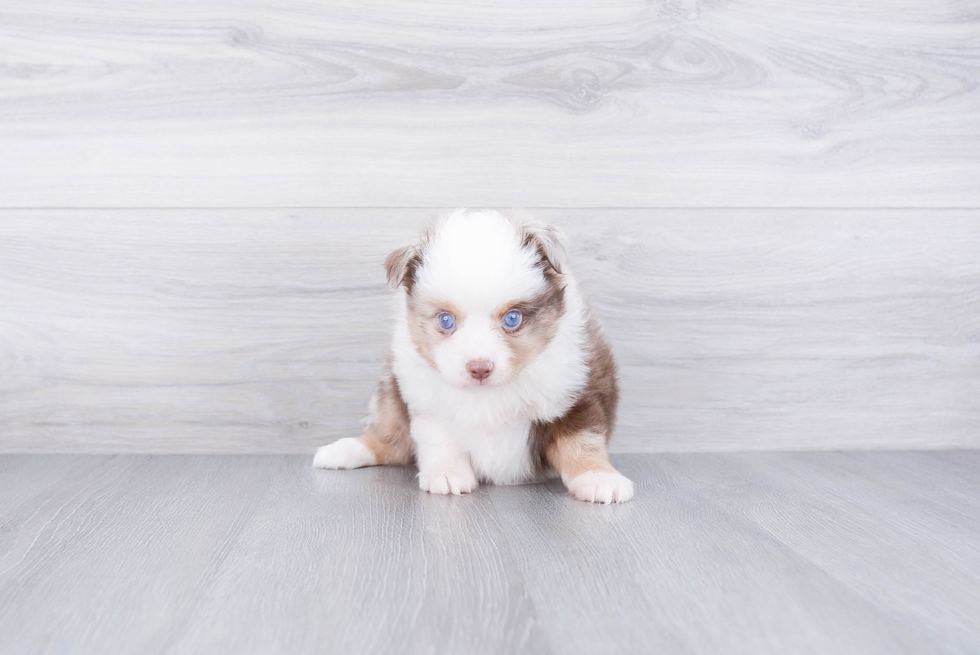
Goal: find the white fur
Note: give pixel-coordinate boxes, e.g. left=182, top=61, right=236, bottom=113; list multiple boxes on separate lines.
left=419, top=469, right=478, bottom=495
left=566, top=471, right=634, bottom=504
left=410, top=414, right=480, bottom=494
left=393, top=209, right=590, bottom=488
left=313, top=438, right=377, bottom=470
left=464, top=420, right=535, bottom=485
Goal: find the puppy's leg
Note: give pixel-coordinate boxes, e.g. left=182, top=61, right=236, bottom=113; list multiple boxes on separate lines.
left=412, top=415, right=477, bottom=495
left=313, top=369, right=414, bottom=470
left=545, top=431, right=634, bottom=504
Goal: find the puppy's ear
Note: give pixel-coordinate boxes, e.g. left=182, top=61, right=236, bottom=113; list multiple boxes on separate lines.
left=520, top=222, right=568, bottom=274
left=384, top=245, right=417, bottom=290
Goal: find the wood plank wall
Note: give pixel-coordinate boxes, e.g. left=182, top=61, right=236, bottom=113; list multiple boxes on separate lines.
left=0, top=1, right=978, bottom=452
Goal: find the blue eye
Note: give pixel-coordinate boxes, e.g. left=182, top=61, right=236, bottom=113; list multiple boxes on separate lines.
left=503, top=310, right=522, bottom=329
left=438, top=312, right=456, bottom=330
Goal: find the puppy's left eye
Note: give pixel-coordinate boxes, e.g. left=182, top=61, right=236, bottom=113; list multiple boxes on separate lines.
left=438, top=312, right=456, bottom=331
left=503, top=310, right=522, bottom=329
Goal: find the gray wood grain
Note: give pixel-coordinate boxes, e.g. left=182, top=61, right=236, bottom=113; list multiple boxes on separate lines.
left=668, top=452, right=980, bottom=653
left=167, top=461, right=547, bottom=655
left=1, top=1, right=978, bottom=207
left=2, top=453, right=980, bottom=654
left=492, top=455, right=944, bottom=654
left=0, top=456, right=275, bottom=655
left=1, top=209, right=977, bottom=453
left=0, top=454, right=95, bottom=516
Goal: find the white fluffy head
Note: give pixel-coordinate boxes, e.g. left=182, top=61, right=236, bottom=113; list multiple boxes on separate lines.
left=387, top=209, right=568, bottom=389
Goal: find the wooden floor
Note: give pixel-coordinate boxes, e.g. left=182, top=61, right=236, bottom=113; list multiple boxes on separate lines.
left=2, top=452, right=979, bottom=654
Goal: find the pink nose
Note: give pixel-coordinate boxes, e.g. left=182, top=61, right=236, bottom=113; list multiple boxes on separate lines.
left=466, top=360, right=494, bottom=381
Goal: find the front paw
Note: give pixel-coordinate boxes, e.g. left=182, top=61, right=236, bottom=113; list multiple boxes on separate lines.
left=312, top=438, right=377, bottom=470
left=419, top=468, right=478, bottom=495
left=567, top=471, right=634, bottom=504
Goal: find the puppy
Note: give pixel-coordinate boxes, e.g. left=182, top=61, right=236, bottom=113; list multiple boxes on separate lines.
left=313, top=209, right=633, bottom=504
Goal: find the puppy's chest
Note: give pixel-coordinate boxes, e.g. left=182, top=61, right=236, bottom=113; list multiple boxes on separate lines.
left=461, top=421, right=536, bottom=485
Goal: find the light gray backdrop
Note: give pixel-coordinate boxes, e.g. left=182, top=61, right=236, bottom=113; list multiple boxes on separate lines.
left=1, top=1, right=978, bottom=452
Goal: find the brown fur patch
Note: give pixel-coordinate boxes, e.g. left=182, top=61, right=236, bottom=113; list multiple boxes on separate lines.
left=405, top=295, right=464, bottom=369
left=385, top=245, right=426, bottom=292
left=384, top=216, right=447, bottom=291
left=507, top=213, right=569, bottom=275
left=531, top=312, right=621, bottom=477
left=359, top=361, right=415, bottom=466
left=384, top=245, right=413, bottom=290
left=497, top=273, right=566, bottom=376
left=544, top=431, right=616, bottom=480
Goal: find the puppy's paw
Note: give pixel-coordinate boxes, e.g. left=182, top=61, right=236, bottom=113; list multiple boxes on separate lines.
left=419, top=468, right=478, bottom=495
left=312, top=438, right=377, bottom=470
left=567, top=471, right=634, bottom=504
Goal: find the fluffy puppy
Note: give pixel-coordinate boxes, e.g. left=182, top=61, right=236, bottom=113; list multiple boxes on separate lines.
left=313, top=208, right=633, bottom=504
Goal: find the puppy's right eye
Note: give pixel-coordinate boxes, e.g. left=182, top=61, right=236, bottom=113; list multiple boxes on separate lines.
left=438, top=312, right=456, bottom=331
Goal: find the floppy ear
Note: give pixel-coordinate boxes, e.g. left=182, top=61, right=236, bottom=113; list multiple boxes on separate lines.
left=520, top=222, right=568, bottom=274
left=384, top=245, right=416, bottom=290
